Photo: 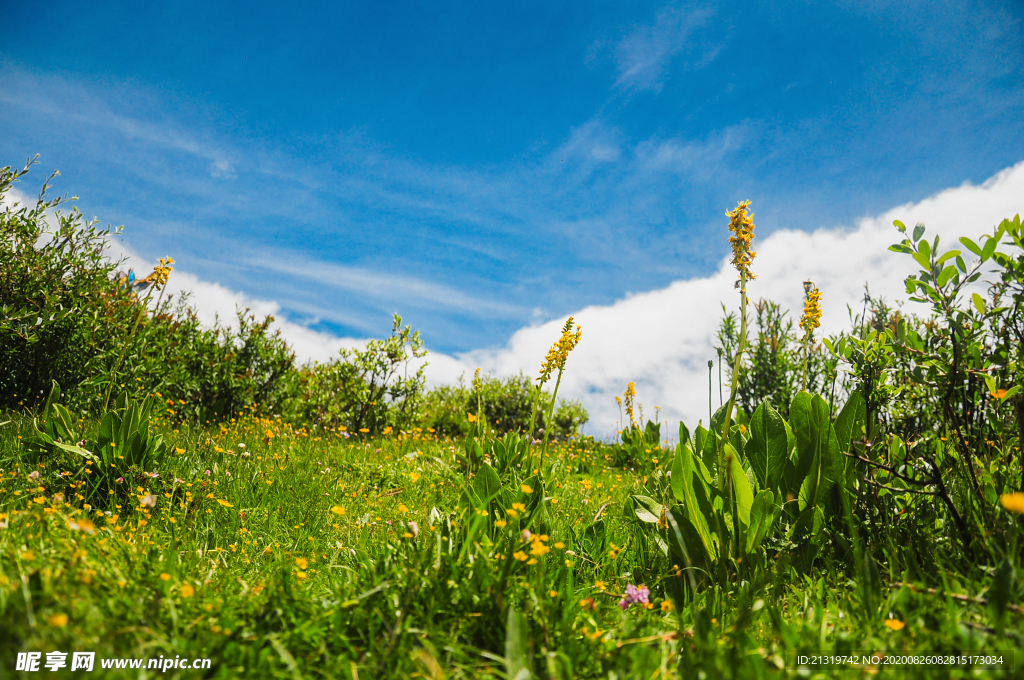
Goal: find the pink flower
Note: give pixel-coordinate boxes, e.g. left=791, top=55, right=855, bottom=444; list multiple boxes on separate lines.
left=618, top=584, right=650, bottom=611
left=28, top=471, right=40, bottom=480
left=116, top=477, right=124, bottom=484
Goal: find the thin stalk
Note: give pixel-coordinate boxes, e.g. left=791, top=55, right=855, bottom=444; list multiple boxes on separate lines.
left=540, top=368, right=564, bottom=477
left=720, top=270, right=749, bottom=559
left=103, top=292, right=152, bottom=412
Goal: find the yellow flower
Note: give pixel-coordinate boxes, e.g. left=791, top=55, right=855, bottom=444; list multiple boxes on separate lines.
left=175, top=447, right=185, bottom=454
left=398, top=504, right=409, bottom=513
left=513, top=551, right=528, bottom=561
left=180, top=583, right=195, bottom=598
left=884, top=619, right=905, bottom=631
left=296, top=571, right=308, bottom=580
left=527, top=558, right=538, bottom=565
left=554, top=541, right=565, bottom=549
left=623, top=381, right=637, bottom=426
left=521, top=484, right=533, bottom=494
left=506, top=509, right=518, bottom=517
left=800, top=282, right=823, bottom=333
left=159, top=573, right=171, bottom=581
left=495, top=520, right=507, bottom=528
left=295, top=557, right=308, bottom=569
left=530, top=543, right=551, bottom=556
left=48, top=613, right=69, bottom=627
left=359, top=428, right=370, bottom=434
left=331, top=506, right=346, bottom=516
left=149, top=257, right=175, bottom=289
left=467, top=413, right=478, bottom=423
left=409, top=472, right=421, bottom=483
left=217, top=499, right=233, bottom=507
left=726, top=200, right=757, bottom=280
left=538, top=317, right=583, bottom=383
left=660, top=600, right=674, bottom=612
left=382, top=426, right=393, bottom=435
left=549, top=590, right=558, bottom=597
left=595, top=580, right=606, bottom=591
left=20, top=551, right=35, bottom=561
left=512, top=502, right=526, bottom=511
left=1000, top=493, right=1024, bottom=513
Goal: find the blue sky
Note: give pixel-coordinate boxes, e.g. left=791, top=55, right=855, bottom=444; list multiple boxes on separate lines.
left=2, top=0, right=1023, bottom=355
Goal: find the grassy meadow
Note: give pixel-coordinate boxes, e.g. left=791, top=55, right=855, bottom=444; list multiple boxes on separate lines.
left=2, top=163, right=1023, bottom=678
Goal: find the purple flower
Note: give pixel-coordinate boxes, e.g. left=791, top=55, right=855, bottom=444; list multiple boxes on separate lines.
left=618, top=584, right=650, bottom=611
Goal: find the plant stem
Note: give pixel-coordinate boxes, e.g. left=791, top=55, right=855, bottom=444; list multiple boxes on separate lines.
left=540, top=368, right=564, bottom=478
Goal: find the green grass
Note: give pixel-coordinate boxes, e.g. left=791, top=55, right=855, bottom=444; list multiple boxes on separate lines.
left=0, top=412, right=1019, bottom=679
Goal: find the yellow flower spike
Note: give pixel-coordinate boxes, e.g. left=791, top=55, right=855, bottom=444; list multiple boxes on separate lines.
left=726, top=200, right=757, bottom=280
left=1000, top=493, right=1024, bottom=513
left=799, top=282, right=823, bottom=333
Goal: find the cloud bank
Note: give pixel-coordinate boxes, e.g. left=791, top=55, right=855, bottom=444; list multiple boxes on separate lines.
left=435, top=161, right=1024, bottom=435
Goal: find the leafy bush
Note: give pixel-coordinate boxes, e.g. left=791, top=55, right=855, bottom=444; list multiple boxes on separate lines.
left=421, top=371, right=588, bottom=439
left=281, top=314, right=427, bottom=435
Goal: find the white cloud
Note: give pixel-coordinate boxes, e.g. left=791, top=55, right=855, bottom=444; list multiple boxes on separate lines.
left=429, top=161, right=1024, bottom=436
left=615, top=3, right=717, bottom=91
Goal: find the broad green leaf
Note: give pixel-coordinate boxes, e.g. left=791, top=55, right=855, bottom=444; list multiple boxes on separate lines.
left=832, top=391, right=865, bottom=454
left=744, top=489, right=777, bottom=554
left=972, top=293, right=986, bottom=315
left=728, top=444, right=753, bottom=528
left=893, top=219, right=906, bottom=230
left=936, top=249, right=961, bottom=265
left=632, top=494, right=663, bottom=524
left=959, top=236, right=983, bottom=256
left=505, top=608, right=529, bottom=680
left=791, top=393, right=841, bottom=511
left=673, top=444, right=717, bottom=559
left=666, top=506, right=711, bottom=569
left=912, top=223, right=925, bottom=242
left=937, top=265, right=957, bottom=288
left=748, top=400, right=788, bottom=492
left=474, top=463, right=501, bottom=503
left=981, top=234, right=997, bottom=261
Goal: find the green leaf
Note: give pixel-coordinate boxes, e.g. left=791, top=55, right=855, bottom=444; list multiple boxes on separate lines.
left=893, top=219, right=906, bottom=230
left=935, top=249, right=961, bottom=265
left=672, top=444, right=717, bottom=559
left=744, top=489, right=777, bottom=554
left=748, top=400, right=787, bottom=492
left=911, top=251, right=931, bottom=271
left=832, top=392, right=865, bottom=454
left=959, top=236, right=983, bottom=256
left=474, top=463, right=501, bottom=504
left=505, top=608, right=530, bottom=680
left=632, top=495, right=663, bottom=524
left=937, top=265, right=957, bottom=288
left=728, top=444, right=753, bottom=528
left=972, top=293, right=986, bottom=315
left=981, top=234, right=998, bottom=261
left=791, top=393, right=841, bottom=511
left=912, top=223, right=925, bottom=242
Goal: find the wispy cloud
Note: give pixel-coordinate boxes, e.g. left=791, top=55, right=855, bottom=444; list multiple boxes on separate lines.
left=614, top=3, right=718, bottom=92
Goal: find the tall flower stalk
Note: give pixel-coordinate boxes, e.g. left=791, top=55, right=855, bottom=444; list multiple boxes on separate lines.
left=529, top=317, right=582, bottom=475
left=721, top=201, right=756, bottom=557
left=799, top=281, right=823, bottom=391
left=103, top=257, right=174, bottom=412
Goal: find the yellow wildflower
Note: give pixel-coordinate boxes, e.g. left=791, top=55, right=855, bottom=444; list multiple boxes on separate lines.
left=180, top=584, right=195, bottom=598
left=884, top=619, right=905, bottom=631
left=1000, top=493, right=1024, bottom=513
left=800, top=282, right=823, bottom=333
left=331, top=506, right=346, bottom=516
left=48, top=613, right=69, bottom=627
left=513, top=551, right=528, bottom=561
left=726, top=200, right=756, bottom=280
left=295, top=557, right=308, bottom=569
